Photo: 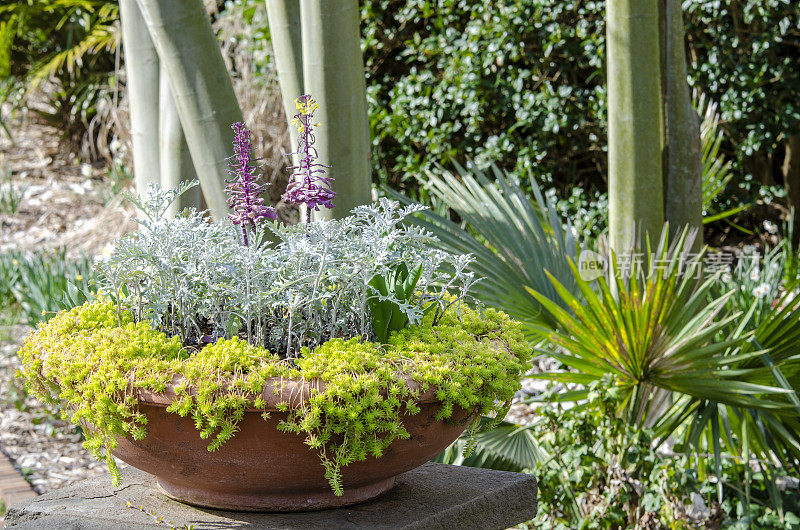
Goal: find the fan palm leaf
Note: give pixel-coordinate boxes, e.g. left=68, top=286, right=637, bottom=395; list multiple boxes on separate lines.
left=657, top=284, right=800, bottom=508
left=432, top=419, right=546, bottom=472
left=385, top=162, right=578, bottom=332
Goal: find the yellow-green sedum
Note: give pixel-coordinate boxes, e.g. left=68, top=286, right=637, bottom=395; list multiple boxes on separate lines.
left=18, top=298, right=530, bottom=494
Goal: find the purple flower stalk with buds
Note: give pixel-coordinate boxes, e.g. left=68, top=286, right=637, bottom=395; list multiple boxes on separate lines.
left=282, top=95, right=335, bottom=223
left=225, top=122, right=276, bottom=246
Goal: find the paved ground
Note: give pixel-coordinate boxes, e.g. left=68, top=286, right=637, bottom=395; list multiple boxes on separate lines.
left=4, top=463, right=538, bottom=529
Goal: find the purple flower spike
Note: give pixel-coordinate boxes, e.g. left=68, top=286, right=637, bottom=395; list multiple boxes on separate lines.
left=225, top=122, right=276, bottom=246
left=282, top=95, right=335, bottom=223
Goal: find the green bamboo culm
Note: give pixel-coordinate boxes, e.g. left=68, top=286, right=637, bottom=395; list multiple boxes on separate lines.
left=606, top=0, right=665, bottom=252
left=265, top=0, right=304, bottom=159
left=135, top=0, right=243, bottom=220
left=119, top=0, right=160, bottom=198
left=158, top=62, right=202, bottom=217
left=662, top=0, right=703, bottom=249
left=265, top=0, right=306, bottom=222
left=299, top=0, right=372, bottom=220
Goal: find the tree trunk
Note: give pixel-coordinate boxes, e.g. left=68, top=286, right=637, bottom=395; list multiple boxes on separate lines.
left=607, top=0, right=665, bottom=252
left=265, top=0, right=304, bottom=153
left=265, top=0, right=307, bottom=222
left=300, top=0, right=372, bottom=220
left=159, top=62, right=201, bottom=217
left=119, top=0, right=160, bottom=197
left=135, top=0, right=242, bottom=219
left=783, top=135, right=800, bottom=245
left=745, top=152, right=775, bottom=187
left=662, top=0, right=703, bottom=247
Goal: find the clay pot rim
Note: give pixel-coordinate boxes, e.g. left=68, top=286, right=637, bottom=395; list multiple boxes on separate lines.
left=134, top=373, right=441, bottom=412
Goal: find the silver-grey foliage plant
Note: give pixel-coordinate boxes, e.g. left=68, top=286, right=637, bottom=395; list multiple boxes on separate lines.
left=96, top=181, right=477, bottom=356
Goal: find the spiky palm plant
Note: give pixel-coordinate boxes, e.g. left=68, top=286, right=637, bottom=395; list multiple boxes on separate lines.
left=656, top=243, right=800, bottom=510
left=442, top=225, right=800, bottom=516
left=529, top=229, right=795, bottom=417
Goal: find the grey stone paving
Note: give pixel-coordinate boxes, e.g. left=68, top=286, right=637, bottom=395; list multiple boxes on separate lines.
left=4, top=462, right=537, bottom=529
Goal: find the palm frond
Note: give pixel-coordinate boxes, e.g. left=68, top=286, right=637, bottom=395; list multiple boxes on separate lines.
left=26, top=7, right=119, bottom=94
left=433, top=419, right=546, bottom=472
left=385, top=162, right=578, bottom=332
left=529, top=225, right=800, bottom=421
left=696, top=90, right=748, bottom=224
left=651, top=270, right=800, bottom=506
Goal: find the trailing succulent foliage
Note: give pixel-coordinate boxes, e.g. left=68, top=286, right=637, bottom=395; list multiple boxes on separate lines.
left=18, top=298, right=530, bottom=494
left=96, top=182, right=477, bottom=356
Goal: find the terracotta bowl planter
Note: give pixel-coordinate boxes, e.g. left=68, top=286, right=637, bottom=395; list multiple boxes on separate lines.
left=111, top=376, right=471, bottom=512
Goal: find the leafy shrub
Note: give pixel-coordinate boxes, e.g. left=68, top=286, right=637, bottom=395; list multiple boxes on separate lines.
left=0, top=1, right=119, bottom=148
left=544, top=186, right=607, bottom=242
left=363, top=0, right=606, bottom=193
left=527, top=379, right=703, bottom=528
left=520, top=378, right=800, bottom=529
left=436, top=377, right=800, bottom=528
left=362, top=0, right=800, bottom=197
left=18, top=298, right=530, bottom=494
left=97, top=183, right=477, bottom=354
left=685, top=0, right=800, bottom=183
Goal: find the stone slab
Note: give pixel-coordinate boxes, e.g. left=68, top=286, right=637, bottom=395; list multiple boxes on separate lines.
left=4, top=463, right=537, bottom=529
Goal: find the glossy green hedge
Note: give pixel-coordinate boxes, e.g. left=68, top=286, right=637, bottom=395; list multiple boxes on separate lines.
left=685, top=1, right=800, bottom=177
left=17, top=298, right=530, bottom=494
left=363, top=0, right=606, bottom=193
left=362, top=0, right=800, bottom=194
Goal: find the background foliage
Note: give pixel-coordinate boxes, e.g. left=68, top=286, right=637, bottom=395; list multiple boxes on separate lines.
left=0, top=0, right=119, bottom=152
left=5, top=0, right=798, bottom=209
left=0, top=249, right=93, bottom=326
left=362, top=0, right=800, bottom=204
